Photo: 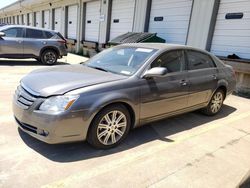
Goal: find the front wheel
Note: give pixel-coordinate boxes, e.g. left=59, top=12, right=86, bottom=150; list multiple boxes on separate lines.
left=41, top=49, right=58, bottom=65
left=87, top=104, right=131, bottom=149
left=202, top=89, right=225, bottom=116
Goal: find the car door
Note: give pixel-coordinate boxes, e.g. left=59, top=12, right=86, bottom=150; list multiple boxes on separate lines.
left=22, top=28, right=46, bottom=57
left=140, top=50, right=189, bottom=121
left=0, top=27, right=24, bottom=57
left=185, top=50, right=218, bottom=107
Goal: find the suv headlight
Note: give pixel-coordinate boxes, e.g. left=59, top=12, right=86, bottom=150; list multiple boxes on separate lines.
left=39, top=95, right=79, bottom=112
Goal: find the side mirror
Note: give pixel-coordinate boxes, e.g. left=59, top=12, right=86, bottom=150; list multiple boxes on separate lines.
left=0, top=32, right=5, bottom=37
left=143, top=67, right=168, bottom=78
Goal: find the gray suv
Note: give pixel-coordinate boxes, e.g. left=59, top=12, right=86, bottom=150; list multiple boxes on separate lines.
left=0, top=25, right=67, bottom=65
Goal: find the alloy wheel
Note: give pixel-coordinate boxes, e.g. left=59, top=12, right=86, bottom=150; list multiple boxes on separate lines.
left=97, top=110, right=127, bottom=145
left=210, top=92, right=223, bottom=113
left=44, top=51, right=56, bottom=64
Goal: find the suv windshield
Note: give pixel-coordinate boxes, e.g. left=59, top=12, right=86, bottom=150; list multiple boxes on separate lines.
left=85, top=47, right=157, bottom=76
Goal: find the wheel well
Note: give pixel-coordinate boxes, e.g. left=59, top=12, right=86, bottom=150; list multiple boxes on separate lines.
left=40, top=47, right=59, bottom=57
left=217, top=85, right=227, bottom=97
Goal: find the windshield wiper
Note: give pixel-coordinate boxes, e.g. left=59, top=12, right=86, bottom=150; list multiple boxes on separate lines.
left=87, top=65, right=109, bottom=72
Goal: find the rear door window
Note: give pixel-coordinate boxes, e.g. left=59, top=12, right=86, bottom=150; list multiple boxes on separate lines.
left=44, top=31, right=54, bottom=38
left=186, top=50, right=216, bottom=70
left=25, top=29, right=45, bottom=39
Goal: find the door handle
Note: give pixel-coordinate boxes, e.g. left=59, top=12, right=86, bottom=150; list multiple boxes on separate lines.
left=16, top=40, right=22, bottom=44
left=212, top=75, right=217, bottom=80
left=180, top=80, right=188, bottom=86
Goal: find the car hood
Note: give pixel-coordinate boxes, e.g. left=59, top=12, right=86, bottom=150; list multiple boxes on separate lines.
left=21, top=64, right=127, bottom=97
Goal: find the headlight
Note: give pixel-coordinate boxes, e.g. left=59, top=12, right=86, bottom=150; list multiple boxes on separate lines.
left=39, top=95, right=79, bottom=112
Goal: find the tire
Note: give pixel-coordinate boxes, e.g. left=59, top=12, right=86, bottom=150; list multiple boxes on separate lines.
left=40, top=49, right=58, bottom=65
left=87, top=104, right=131, bottom=149
left=201, top=89, right=225, bottom=116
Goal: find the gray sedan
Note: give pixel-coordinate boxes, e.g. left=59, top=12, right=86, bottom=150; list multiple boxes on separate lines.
left=13, top=43, right=236, bottom=149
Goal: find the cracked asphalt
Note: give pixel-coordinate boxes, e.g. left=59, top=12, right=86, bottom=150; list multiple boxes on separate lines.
left=0, top=54, right=250, bottom=188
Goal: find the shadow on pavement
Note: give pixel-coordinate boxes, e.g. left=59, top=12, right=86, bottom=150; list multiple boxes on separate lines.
left=19, top=104, right=237, bottom=163
left=238, top=170, right=250, bottom=188
left=0, top=59, right=69, bottom=66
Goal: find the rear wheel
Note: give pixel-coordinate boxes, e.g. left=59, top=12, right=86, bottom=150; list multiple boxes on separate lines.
left=202, top=89, right=225, bottom=116
left=41, top=49, right=58, bottom=65
left=87, top=104, right=131, bottom=149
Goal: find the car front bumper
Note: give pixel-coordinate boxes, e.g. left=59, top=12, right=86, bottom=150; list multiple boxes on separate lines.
left=13, top=97, right=89, bottom=144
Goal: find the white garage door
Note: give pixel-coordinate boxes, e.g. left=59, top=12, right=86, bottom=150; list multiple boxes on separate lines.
left=44, top=10, right=50, bottom=29
left=211, top=0, right=250, bottom=59
left=54, top=8, right=62, bottom=32
left=85, top=0, right=101, bottom=42
left=35, top=11, right=41, bottom=27
left=109, top=0, right=136, bottom=40
left=23, top=14, right=27, bottom=25
left=148, top=0, right=193, bottom=44
left=18, top=15, right=21, bottom=24
left=67, top=5, right=78, bottom=39
left=28, top=13, right=32, bottom=26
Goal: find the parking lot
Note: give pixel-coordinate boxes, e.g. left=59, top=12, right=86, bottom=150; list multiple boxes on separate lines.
left=1, top=54, right=250, bottom=188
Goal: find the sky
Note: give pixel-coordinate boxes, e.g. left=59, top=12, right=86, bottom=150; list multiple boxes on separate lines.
left=0, top=0, right=18, bottom=9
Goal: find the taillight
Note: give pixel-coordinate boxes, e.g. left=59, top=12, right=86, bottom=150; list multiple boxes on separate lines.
left=57, top=39, right=66, bottom=44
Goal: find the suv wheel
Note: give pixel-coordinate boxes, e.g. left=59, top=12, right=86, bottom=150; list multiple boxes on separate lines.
left=41, top=49, right=58, bottom=65
left=202, top=89, right=225, bottom=116
left=87, top=104, right=131, bottom=149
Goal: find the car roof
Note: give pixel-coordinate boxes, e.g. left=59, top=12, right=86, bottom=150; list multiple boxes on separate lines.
left=0, top=24, right=56, bottom=33
left=119, top=43, right=211, bottom=54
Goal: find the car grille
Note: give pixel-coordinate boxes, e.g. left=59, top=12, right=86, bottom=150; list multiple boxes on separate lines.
left=14, top=86, right=37, bottom=109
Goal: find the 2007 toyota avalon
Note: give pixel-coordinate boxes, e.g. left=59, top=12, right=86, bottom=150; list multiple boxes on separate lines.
left=13, top=43, right=236, bottom=149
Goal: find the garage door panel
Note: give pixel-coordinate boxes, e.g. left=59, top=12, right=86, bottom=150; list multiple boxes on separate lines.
left=28, top=13, right=32, bottom=26
left=67, top=5, right=78, bottom=39
left=85, top=1, right=100, bottom=42
left=19, top=15, right=22, bottom=25
left=35, top=12, right=41, bottom=27
left=44, top=10, right=50, bottom=29
left=221, top=0, right=249, bottom=3
left=54, top=8, right=62, bottom=32
left=211, top=0, right=250, bottom=59
left=149, top=21, right=190, bottom=28
left=149, top=0, right=193, bottom=44
left=211, top=49, right=250, bottom=59
left=23, top=14, right=27, bottom=25
left=109, top=0, right=135, bottom=40
left=212, top=36, right=250, bottom=47
left=219, top=1, right=250, bottom=10
left=214, top=30, right=250, bottom=37
left=211, top=45, right=250, bottom=53
left=216, top=12, right=250, bottom=20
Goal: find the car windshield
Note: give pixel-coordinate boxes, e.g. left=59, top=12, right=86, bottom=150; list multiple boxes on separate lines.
left=85, top=47, right=157, bottom=76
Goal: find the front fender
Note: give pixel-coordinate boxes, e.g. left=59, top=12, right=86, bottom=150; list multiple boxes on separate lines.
left=84, top=92, right=138, bottom=123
